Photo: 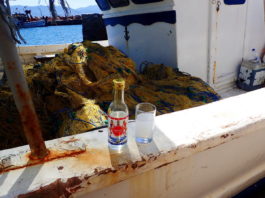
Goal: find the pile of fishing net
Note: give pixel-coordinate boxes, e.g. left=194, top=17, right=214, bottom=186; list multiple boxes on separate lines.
left=0, top=41, right=220, bottom=149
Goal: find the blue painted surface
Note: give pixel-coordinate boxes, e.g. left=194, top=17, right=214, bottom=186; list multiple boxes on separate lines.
left=237, top=66, right=265, bottom=91
left=104, top=11, right=176, bottom=26
left=21, top=20, right=46, bottom=28
left=96, top=0, right=111, bottom=10
left=132, top=0, right=163, bottom=4
left=233, top=177, right=265, bottom=198
left=224, top=0, right=246, bottom=5
left=108, top=0, right=129, bottom=8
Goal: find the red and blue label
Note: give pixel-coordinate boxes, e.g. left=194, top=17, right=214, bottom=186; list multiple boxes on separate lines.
left=108, top=115, right=128, bottom=145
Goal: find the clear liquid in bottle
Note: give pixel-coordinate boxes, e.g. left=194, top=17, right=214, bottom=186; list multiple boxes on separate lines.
left=108, top=79, right=128, bottom=150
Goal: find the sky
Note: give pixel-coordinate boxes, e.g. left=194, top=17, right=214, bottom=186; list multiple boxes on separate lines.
left=9, top=0, right=97, bottom=9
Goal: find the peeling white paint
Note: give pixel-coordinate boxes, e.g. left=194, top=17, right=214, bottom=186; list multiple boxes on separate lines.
left=0, top=88, right=265, bottom=197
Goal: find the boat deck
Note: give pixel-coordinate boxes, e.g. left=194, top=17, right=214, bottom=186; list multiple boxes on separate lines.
left=220, top=88, right=247, bottom=99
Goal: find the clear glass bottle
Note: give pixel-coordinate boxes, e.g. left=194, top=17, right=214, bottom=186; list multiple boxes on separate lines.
left=108, top=79, right=129, bottom=149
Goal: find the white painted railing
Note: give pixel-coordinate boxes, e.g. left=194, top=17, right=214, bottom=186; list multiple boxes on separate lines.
left=0, top=88, right=265, bottom=198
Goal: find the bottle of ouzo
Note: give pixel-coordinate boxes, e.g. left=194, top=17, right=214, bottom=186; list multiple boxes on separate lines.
left=108, top=79, right=129, bottom=149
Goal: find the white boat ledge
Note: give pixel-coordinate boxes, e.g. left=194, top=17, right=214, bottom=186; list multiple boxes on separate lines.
left=0, top=0, right=265, bottom=197
left=0, top=88, right=265, bottom=198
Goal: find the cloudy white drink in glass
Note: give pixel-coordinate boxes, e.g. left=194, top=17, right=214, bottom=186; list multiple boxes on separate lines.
left=135, top=103, right=156, bottom=143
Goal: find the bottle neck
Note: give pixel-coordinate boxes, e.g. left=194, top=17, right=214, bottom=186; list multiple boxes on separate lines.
left=114, top=88, right=125, bottom=104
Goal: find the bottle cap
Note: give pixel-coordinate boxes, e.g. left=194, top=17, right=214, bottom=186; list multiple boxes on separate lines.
left=113, top=78, right=125, bottom=89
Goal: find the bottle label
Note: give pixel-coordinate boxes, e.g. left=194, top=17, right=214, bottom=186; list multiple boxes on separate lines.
left=108, top=115, right=128, bottom=145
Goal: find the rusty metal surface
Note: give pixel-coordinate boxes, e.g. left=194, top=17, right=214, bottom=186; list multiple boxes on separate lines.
left=0, top=127, right=255, bottom=198
left=0, top=137, right=86, bottom=174
left=0, top=89, right=265, bottom=198
left=0, top=16, right=48, bottom=159
left=15, top=83, right=48, bottom=159
left=17, top=177, right=83, bottom=198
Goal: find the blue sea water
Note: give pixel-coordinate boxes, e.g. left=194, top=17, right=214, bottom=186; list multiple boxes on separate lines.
left=18, top=25, right=83, bottom=46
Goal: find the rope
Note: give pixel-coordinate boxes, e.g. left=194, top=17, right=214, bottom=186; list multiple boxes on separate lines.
left=52, top=107, right=107, bottom=127
left=0, top=1, right=25, bottom=44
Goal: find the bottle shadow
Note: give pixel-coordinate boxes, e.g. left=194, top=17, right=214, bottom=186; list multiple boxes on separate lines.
left=0, top=164, right=43, bottom=198
left=108, top=123, right=176, bottom=169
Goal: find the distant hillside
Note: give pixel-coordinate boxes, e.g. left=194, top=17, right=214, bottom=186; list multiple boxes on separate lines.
left=11, top=5, right=101, bottom=17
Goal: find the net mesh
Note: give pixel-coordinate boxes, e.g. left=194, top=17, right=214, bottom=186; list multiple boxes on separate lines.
left=0, top=41, right=220, bottom=150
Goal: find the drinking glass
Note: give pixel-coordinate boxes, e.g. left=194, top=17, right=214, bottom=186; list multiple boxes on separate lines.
left=135, top=103, right=156, bottom=143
